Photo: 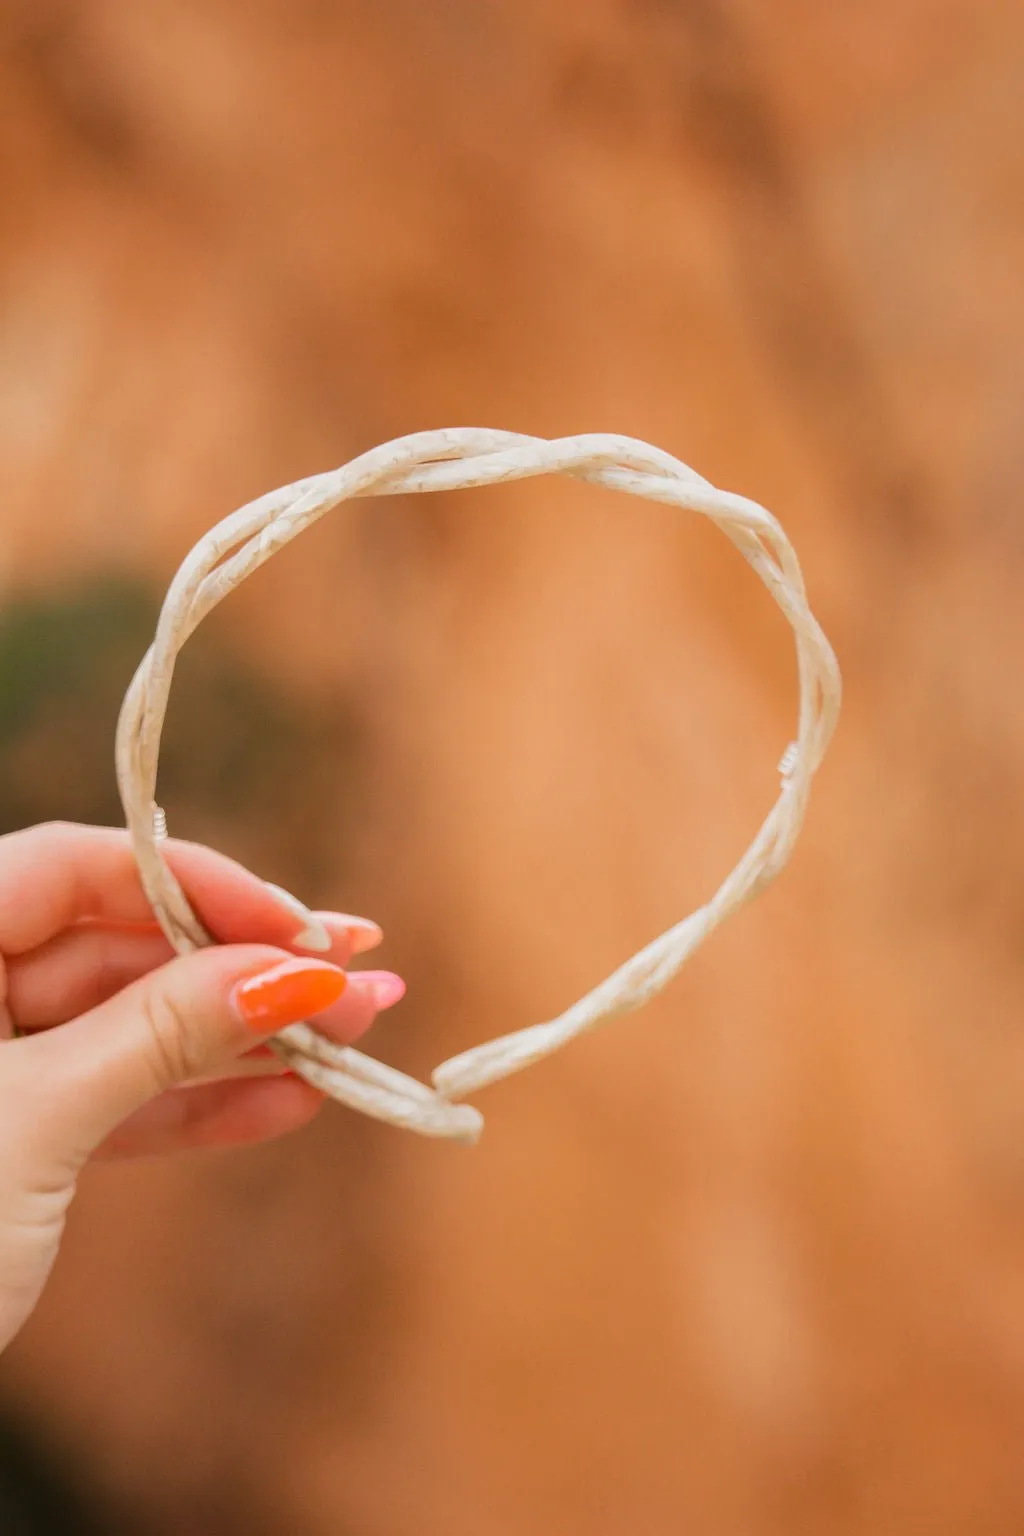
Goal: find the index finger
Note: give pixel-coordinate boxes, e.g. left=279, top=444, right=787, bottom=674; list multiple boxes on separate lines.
left=0, top=822, right=370, bottom=958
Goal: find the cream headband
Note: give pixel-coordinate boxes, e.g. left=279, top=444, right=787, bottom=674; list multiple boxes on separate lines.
left=116, top=429, right=840, bottom=1144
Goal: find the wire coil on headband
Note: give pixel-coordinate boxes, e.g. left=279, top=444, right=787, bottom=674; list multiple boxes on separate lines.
left=116, top=428, right=841, bottom=1144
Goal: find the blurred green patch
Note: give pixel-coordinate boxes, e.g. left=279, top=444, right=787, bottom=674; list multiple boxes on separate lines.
left=0, top=1409, right=119, bottom=1536
left=0, top=578, right=359, bottom=1527
left=0, top=577, right=355, bottom=898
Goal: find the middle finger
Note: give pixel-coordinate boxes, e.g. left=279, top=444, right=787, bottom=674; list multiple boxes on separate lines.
left=6, top=914, right=392, bottom=1031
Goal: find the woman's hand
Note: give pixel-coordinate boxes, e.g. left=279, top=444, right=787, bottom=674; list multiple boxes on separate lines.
left=0, top=821, right=404, bottom=1353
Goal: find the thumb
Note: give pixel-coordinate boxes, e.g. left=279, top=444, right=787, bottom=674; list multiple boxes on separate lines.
left=21, top=946, right=347, bottom=1164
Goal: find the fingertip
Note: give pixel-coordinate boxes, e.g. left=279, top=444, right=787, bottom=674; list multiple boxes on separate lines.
left=337, top=915, right=384, bottom=955
left=305, top=968, right=405, bottom=1044
left=348, top=970, right=405, bottom=1012
left=316, top=915, right=380, bottom=952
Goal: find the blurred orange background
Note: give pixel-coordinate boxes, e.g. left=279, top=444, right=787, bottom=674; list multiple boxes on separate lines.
left=1, top=1, right=1023, bottom=1532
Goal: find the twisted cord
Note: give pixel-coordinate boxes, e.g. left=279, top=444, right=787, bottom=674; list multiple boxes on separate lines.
left=115, top=429, right=840, bottom=1143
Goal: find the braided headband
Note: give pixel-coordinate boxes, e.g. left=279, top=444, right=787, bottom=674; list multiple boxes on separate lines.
left=116, top=429, right=840, bottom=1144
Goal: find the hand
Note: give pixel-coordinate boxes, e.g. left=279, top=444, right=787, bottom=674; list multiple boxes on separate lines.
left=0, top=821, right=404, bottom=1353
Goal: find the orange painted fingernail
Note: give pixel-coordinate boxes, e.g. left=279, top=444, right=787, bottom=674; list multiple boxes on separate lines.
left=232, top=958, right=347, bottom=1031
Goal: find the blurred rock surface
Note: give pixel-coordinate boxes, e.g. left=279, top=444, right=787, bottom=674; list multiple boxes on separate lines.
left=0, top=2, right=1023, bottom=1531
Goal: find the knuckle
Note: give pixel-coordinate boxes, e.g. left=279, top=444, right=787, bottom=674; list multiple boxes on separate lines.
left=26, top=820, right=72, bottom=852
left=37, top=819, right=80, bottom=841
left=139, top=984, right=205, bottom=1089
left=0, top=820, right=81, bottom=859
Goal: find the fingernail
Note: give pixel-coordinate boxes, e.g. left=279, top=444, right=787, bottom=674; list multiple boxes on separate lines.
left=264, top=883, right=332, bottom=953
left=334, top=914, right=383, bottom=955
left=232, top=958, right=347, bottom=1031
left=346, top=969, right=406, bottom=1011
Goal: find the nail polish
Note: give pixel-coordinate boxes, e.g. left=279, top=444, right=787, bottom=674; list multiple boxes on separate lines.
left=347, top=970, right=406, bottom=1011
left=232, top=958, right=347, bottom=1030
left=264, top=883, right=332, bottom=952
left=335, top=914, right=384, bottom=955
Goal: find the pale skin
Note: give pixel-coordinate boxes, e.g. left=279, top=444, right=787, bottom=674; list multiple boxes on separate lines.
left=0, top=821, right=405, bottom=1354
